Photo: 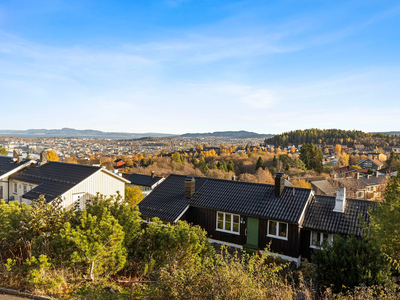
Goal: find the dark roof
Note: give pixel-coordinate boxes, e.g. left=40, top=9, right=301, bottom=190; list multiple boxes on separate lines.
left=190, top=179, right=311, bottom=223
left=11, top=161, right=101, bottom=202
left=0, top=156, right=30, bottom=176
left=303, top=195, right=372, bottom=236
left=359, top=175, right=385, bottom=186
left=138, top=174, right=312, bottom=223
left=138, top=174, right=208, bottom=222
left=126, top=173, right=164, bottom=187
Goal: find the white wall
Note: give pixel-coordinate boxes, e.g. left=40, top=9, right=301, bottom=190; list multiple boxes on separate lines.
left=8, top=179, right=38, bottom=202
left=61, top=169, right=126, bottom=208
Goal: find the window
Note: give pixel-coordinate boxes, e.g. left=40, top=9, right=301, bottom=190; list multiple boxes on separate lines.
left=310, top=231, right=333, bottom=249
left=13, top=182, right=17, bottom=194
left=216, top=212, right=240, bottom=234
left=23, top=185, right=27, bottom=194
left=267, top=220, right=288, bottom=240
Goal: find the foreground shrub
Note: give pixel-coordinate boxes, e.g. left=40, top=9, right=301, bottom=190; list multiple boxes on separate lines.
left=151, top=247, right=292, bottom=300
left=312, top=234, right=393, bottom=293
left=61, top=209, right=127, bottom=281
left=133, top=219, right=214, bottom=276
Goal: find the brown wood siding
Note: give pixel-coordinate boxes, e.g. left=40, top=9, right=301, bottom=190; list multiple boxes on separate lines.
left=300, top=229, right=313, bottom=260
left=186, top=207, right=246, bottom=245
left=258, top=219, right=301, bottom=258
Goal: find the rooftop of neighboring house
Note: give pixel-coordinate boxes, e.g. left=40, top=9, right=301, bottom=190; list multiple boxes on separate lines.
left=358, top=157, right=384, bottom=167
left=311, top=180, right=337, bottom=195
left=332, top=166, right=356, bottom=174
left=138, top=173, right=313, bottom=224
left=303, top=195, right=373, bottom=236
left=125, top=173, right=164, bottom=187
left=10, top=161, right=103, bottom=202
left=0, top=155, right=32, bottom=178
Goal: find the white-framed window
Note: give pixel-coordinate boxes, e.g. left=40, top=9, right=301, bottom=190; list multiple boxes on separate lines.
left=13, top=182, right=17, bottom=194
left=216, top=211, right=240, bottom=235
left=310, top=231, right=333, bottom=249
left=267, top=220, right=288, bottom=240
left=23, top=184, right=27, bottom=194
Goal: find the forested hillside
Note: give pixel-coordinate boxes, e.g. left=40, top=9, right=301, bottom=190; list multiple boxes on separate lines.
left=265, top=129, right=400, bottom=147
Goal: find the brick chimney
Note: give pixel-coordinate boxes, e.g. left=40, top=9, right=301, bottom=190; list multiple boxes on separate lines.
left=185, top=177, right=195, bottom=199
left=333, top=188, right=346, bottom=213
left=17, top=155, right=23, bottom=163
left=39, top=151, right=47, bottom=166
left=275, top=173, right=285, bottom=197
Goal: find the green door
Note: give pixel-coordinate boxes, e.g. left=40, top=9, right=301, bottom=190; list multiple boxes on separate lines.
left=246, top=217, right=259, bottom=247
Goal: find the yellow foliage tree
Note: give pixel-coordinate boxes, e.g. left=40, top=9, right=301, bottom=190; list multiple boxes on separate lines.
left=338, top=152, right=349, bottom=166
left=46, top=150, right=59, bottom=162
left=125, top=186, right=144, bottom=206
left=335, top=144, right=341, bottom=153
left=291, top=146, right=296, bottom=153
left=291, top=179, right=312, bottom=189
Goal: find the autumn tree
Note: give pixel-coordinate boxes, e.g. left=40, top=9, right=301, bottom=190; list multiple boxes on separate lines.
left=46, top=150, right=59, bottom=162
left=125, top=186, right=144, bottom=206
left=291, top=179, right=311, bottom=189
left=335, top=144, right=341, bottom=153
left=0, top=145, right=8, bottom=156
left=338, top=152, right=349, bottom=166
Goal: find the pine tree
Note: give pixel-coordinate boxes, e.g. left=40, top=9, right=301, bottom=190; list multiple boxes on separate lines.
left=256, top=156, right=265, bottom=170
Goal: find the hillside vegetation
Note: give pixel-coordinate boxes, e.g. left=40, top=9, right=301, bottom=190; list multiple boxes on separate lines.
left=265, top=129, right=400, bottom=147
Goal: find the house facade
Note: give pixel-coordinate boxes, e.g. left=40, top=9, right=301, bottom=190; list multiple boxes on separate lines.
left=3, top=151, right=129, bottom=208
left=357, top=158, right=383, bottom=170
left=138, top=173, right=372, bottom=266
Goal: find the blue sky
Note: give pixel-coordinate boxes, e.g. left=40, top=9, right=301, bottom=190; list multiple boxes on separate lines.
left=0, top=0, right=399, bottom=134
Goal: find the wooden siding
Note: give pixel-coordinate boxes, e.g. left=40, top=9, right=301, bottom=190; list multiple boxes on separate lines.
left=300, top=229, right=313, bottom=260
left=185, top=207, right=302, bottom=259
left=258, top=219, right=301, bottom=258
left=61, top=169, right=126, bottom=208
left=185, top=207, right=246, bottom=245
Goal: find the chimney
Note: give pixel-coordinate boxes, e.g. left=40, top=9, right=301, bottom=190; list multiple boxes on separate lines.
left=232, top=175, right=236, bottom=181
left=185, top=177, right=195, bottom=199
left=151, top=171, right=155, bottom=179
left=13, top=149, right=20, bottom=158
left=275, top=173, right=285, bottom=197
left=39, top=151, right=47, bottom=166
left=17, top=155, right=23, bottom=164
left=333, top=188, right=346, bottom=213
left=356, top=172, right=360, bottom=179
left=375, top=171, right=379, bottom=178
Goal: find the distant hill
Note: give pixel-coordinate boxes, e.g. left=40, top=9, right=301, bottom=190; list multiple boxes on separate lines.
left=0, top=128, right=174, bottom=139
left=0, top=128, right=272, bottom=139
left=372, top=131, right=400, bottom=136
left=179, top=130, right=273, bottom=139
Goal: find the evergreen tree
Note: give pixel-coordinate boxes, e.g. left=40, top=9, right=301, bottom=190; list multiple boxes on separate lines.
left=255, top=156, right=265, bottom=170
left=312, top=234, right=391, bottom=293
left=369, top=171, right=400, bottom=271
left=299, top=143, right=323, bottom=172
